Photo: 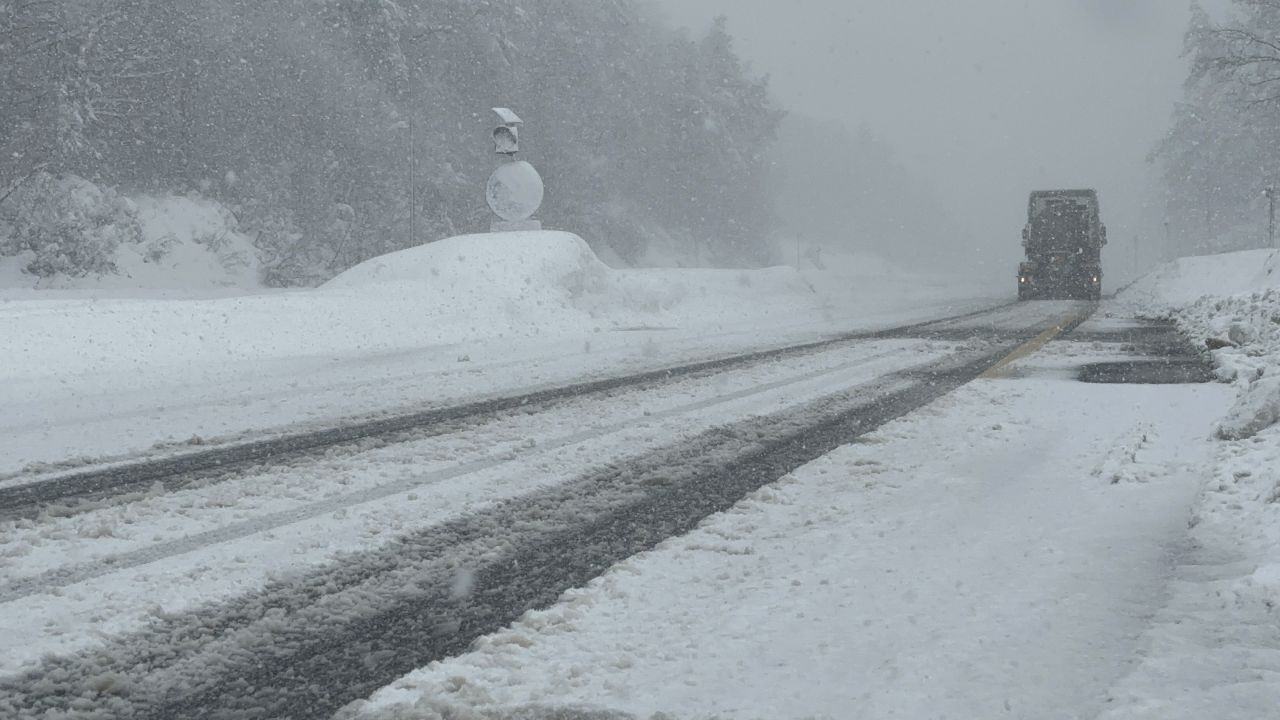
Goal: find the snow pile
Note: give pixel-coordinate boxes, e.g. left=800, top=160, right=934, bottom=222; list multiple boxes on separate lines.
left=1217, top=372, right=1280, bottom=440
left=0, top=226, right=996, bottom=475
left=1097, top=249, right=1280, bottom=717
left=1116, top=250, right=1280, bottom=439
left=0, top=174, right=261, bottom=294
left=1117, top=248, right=1280, bottom=311
left=323, top=230, right=827, bottom=342
left=0, top=230, right=837, bottom=398
left=1173, top=287, right=1280, bottom=440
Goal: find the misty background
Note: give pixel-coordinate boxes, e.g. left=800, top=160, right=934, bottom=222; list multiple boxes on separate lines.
left=3, top=0, right=1277, bottom=290
left=657, top=0, right=1200, bottom=284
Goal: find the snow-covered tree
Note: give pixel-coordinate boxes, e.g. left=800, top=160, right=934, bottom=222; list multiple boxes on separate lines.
left=2, top=0, right=783, bottom=280
left=1156, top=1, right=1280, bottom=254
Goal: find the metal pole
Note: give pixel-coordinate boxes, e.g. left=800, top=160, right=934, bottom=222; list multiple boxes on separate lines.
left=1268, top=186, right=1276, bottom=249
left=409, top=114, right=416, bottom=246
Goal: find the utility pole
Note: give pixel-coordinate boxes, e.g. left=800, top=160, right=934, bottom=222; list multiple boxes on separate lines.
left=1267, top=186, right=1276, bottom=249
left=409, top=113, right=416, bottom=246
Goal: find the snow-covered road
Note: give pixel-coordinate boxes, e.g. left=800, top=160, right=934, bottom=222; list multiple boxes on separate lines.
left=351, top=313, right=1235, bottom=720
left=0, top=301, right=1094, bottom=719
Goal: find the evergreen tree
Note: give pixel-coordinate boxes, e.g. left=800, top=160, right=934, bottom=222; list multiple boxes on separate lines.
left=0, top=0, right=784, bottom=281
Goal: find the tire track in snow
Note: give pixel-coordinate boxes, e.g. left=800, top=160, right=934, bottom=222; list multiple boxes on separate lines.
left=0, top=342, right=917, bottom=604
left=0, top=302, right=1015, bottom=521
left=0, top=342, right=1034, bottom=720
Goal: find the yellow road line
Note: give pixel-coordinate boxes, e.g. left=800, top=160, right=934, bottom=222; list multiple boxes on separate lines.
left=978, top=307, right=1095, bottom=379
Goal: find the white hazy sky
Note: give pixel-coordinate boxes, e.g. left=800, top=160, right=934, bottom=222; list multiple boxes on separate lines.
left=653, top=0, right=1204, bottom=276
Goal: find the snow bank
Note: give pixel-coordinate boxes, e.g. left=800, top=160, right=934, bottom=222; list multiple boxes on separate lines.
left=0, top=225, right=998, bottom=475
left=1117, top=248, right=1280, bottom=311
left=1171, top=285, right=1280, bottom=440
left=1117, top=250, right=1280, bottom=439
left=1216, top=374, right=1280, bottom=440
left=322, top=230, right=827, bottom=343
left=1098, top=250, right=1280, bottom=717
left=0, top=230, right=834, bottom=386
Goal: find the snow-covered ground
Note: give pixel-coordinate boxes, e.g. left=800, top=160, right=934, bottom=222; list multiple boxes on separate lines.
left=337, top=249, right=1280, bottom=720
left=12, top=210, right=1280, bottom=719
left=0, top=335, right=960, bottom=674
left=1095, top=249, right=1280, bottom=719
left=343, top=323, right=1233, bottom=720
left=0, top=227, right=995, bottom=479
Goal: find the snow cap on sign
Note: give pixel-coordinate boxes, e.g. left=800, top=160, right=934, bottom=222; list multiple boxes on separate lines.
left=492, top=107, right=523, bottom=126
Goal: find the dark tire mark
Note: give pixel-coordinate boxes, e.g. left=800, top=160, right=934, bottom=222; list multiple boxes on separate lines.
left=0, top=302, right=1013, bottom=522
left=0, top=346, right=1013, bottom=720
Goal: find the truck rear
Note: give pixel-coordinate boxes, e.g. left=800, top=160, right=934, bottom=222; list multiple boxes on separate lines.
left=1017, top=189, right=1106, bottom=301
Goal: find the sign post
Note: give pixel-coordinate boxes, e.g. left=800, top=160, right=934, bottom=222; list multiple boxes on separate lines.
left=487, top=108, right=544, bottom=233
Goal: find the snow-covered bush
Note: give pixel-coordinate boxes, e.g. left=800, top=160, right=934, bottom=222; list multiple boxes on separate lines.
left=0, top=172, right=142, bottom=277
left=125, top=194, right=263, bottom=290
left=0, top=175, right=265, bottom=290
left=222, top=163, right=320, bottom=287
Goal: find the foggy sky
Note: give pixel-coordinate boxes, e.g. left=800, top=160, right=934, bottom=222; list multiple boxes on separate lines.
left=654, top=0, right=1198, bottom=280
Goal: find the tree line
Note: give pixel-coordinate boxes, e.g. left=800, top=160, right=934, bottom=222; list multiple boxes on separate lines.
left=1157, top=1, right=1280, bottom=256
left=0, top=1, right=781, bottom=283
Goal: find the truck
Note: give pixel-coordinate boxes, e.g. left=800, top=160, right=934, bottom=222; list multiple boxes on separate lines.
left=1017, top=189, right=1106, bottom=301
